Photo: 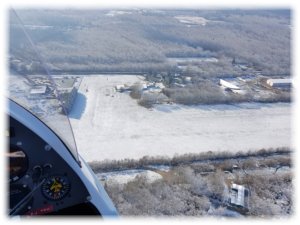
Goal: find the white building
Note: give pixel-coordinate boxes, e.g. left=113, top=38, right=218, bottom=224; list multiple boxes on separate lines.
left=30, top=85, right=47, bottom=95
left=219, top=79, right=246, bottom=94
left=115, top=84, right=125, bottom=92
left=228, top=183, right=249, bottom=212
left=29, top=85, right=48, bottom=100
left=266, top=78, right=292, bottom=89
left=219, top=79, right=240, bottom=90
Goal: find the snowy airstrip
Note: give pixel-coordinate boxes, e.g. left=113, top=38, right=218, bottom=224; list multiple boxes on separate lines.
left=69, top=75, right=292, bottom=163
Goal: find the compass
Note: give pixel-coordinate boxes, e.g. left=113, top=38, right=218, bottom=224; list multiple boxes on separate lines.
left=41, top=176, right=70, bottom=201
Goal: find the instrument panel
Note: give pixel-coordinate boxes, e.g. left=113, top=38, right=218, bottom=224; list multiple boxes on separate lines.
left=8, top=116, right=90, bottom=216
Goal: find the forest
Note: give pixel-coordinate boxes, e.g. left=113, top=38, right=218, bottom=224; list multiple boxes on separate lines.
left=9, top=9, right=291, bottom=77
left=91, top=147, right=292, bottom=217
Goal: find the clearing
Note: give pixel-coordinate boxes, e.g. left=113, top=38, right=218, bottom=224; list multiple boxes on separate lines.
left=69, top=75, right=292, bottom=162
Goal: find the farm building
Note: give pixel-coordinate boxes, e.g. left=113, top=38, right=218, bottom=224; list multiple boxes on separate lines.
left=266, top=78, right=292, bottom=89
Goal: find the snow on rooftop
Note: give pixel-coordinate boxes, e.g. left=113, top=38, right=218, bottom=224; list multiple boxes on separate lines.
left=30, top=86, right=47, bottom=94
left=266, top=78, right=292, bottom=87
left=219, top=79, right=240, bottom=90
left=230, top=184, right=247, bottom=207
left=267, top=78, right=292, bottom=84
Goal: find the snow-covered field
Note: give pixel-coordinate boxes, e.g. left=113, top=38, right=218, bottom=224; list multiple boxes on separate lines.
left=69, top=75, right=292, bottom=162
left=175, top=16, right=209, bottom=26
left=97, top=169, right=162, bottom=186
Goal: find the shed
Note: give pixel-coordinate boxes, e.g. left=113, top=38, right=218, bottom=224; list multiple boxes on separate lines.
left=229, top=183, right=249, bottom=209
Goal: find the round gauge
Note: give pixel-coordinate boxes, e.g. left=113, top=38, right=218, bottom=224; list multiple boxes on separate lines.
left=8, top=145, right=29, bottom=183
left=41, top=176, right=71, bottom=201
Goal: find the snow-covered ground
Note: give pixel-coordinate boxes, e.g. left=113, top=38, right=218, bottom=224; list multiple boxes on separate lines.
left=69, top=75, right=292, bottom=162
left=175, top=16, right=209, bottom=26
left=97, top=169, right=162, bottom=186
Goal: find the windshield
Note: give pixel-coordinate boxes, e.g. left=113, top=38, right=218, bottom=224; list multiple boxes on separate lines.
left=6, top=7, right=292, bottom=217
left=8, top=9, right=79, bottom=163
